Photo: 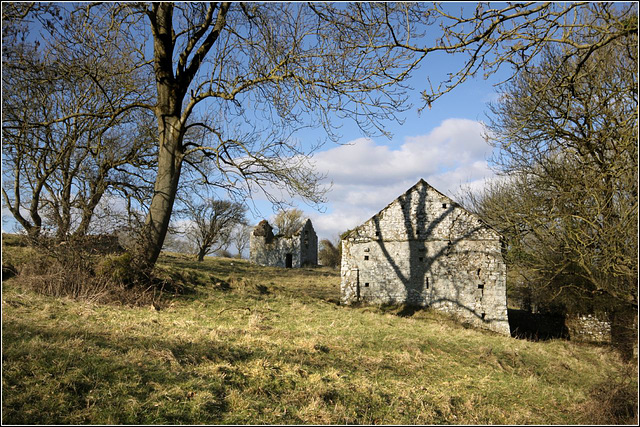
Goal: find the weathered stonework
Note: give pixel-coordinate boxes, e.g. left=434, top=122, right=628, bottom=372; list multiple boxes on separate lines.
left=566, top=314, right=612, bottom=343
left=341, top=179, right=510, bottom=335
left=250, top=218, right=318, bottom=268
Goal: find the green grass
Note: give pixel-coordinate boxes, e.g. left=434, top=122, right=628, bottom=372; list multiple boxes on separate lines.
left=2, top=250, right=637, bottom=424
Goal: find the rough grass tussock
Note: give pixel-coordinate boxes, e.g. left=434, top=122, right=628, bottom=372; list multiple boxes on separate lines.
left=2, top=234, right=173, bottom=306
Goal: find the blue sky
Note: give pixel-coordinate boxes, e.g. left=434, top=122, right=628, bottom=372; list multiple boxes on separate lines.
left=2, top=3, right=511, bottom=245
left=1, top=27, right=508, bottom=241
left=251, top=47, right=510, bottom=242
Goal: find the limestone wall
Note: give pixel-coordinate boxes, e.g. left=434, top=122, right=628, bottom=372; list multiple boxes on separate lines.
left=566, top=314, right=612, bottom=343
left=299, top=219, right=318, bottom=266
left=341, top=180, right=510, bottom=335
left=250, top=233, right=303, bottom=267
left=346, top=182, right=499, bottom=244
left=249, top=219, right=318, bottom=268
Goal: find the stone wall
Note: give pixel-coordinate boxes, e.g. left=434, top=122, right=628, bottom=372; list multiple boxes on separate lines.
left=341, top=180, right=510, bottom=335
left=566, top=314, right=612, bottom=343
left=250, top=219, right=318, bottom=268
left=298, top=219, right=318, bottom=266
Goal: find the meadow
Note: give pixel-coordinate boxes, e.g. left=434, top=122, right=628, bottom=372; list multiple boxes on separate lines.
left=2, top=240, right=637, bottom=424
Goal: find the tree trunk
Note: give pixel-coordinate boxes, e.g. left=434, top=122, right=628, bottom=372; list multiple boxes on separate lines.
left=135, top=114, right=184, bottom=272
left=196, top=248, right=206, bottom=262
left=132, top=1, right=227, bottom=274
left=611, top=303, right=638, bottom=362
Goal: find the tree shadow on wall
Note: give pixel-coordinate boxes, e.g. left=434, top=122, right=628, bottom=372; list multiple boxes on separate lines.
left=370, top=182, right=498, bottom=325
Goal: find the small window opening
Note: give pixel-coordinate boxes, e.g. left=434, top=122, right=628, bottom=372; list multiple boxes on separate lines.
left=364, top=282, right=370, bottom=287
left=425, top=277, right=429, bottom=289
left=481, top=312, right=486, bottom=321
left=442, top=203, right=447, bottom=209
left=375, top=231, right=380, bottom=237
left=477, top=268, right=481, bottom=277
left=419, top=257, right=424, bottom=262
left=477, top=284, right=484, bottom=290
left=364, top=255, right=369, bottom=260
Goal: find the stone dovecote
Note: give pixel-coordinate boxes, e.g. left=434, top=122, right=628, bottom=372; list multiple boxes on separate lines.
left=250, top=218, right=318, bottom=268
left=340, top=179, right=510, bottom=335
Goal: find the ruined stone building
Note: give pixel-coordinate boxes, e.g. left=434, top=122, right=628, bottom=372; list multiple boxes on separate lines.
left=341, top=179, right=510, bottom=335
left=250, top=218, right=318, bottom=268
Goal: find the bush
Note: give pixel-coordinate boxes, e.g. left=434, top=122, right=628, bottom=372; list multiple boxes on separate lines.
left=319, top=239, right=341, bottom=268
left=2, top=261, right=18, bottom=280
left=16, top=249, right=113, bottom=303
left=215, top=249, right=234, bottom=259
left=1, top=233, right=30, bottom=247
left=583, top=364, right=638, bottom=424
left=95, top=252, right=138, bottom=284
left=7, top=238, right=159, bottom=306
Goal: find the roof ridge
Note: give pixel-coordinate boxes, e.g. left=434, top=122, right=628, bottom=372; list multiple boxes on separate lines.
left=341, top=179, right=501, bottom=240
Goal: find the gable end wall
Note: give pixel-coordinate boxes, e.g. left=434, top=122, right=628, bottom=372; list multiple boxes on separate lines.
left=340, top=181, right=510, bottom=335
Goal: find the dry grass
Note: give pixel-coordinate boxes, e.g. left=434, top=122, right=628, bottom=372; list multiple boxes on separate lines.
left=2, top=236, right=165, bottom=306
left=2, top=247, right=637, bottom=424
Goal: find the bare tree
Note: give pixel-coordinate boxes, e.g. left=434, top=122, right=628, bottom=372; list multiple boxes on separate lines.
left=81, top=2, right=430, bottom=272
left=463, top=18, right=637, bottom=353
left=230, top=223, right=251, bottom=259
left=493, top=42, right=635, bottom=305
left=1, top=5, right=155, bottom=240
left=319, top=238, right=341, bottom=268
left=272, top=208, right=305, bottom=238
left=183, top=198, right=247, bottom=262
left=9, top=2, right=636, bottom=275
left=126, top=2, right=638, bottom=272
left=392, top=2, right=638, bottom=108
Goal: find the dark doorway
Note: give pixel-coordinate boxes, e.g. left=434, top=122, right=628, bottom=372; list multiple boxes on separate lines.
left=285, top=253, right=293, bottom=268
left=507, top=309, right=569, bottom=341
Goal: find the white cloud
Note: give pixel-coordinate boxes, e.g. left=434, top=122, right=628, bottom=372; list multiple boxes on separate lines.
left=308, top=118, right=497, bottom=241
left=2, top=119, right=496, bottom=246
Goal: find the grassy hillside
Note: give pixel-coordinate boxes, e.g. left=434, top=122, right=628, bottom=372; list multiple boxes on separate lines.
left=2, top=248, right=637, bottom=424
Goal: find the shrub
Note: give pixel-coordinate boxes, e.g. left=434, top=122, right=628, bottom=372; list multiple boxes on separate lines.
left=2, top=261, right=18, bottom=280
left=14, top=248, right=111, bottom=303
left=7, top=238, right=160, bottom=306
left=319, top=239, right=341, bottom=268
left=1, top=233, right=30, bottom=247
left=583, top=364, right=638, bottom=424
left=215, top=249, right=234, bottom=259
left=95, top=252, right=138, bottom=284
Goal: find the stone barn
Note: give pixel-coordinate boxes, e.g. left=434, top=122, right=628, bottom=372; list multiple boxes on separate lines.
left=250, top=218, right=318, bottom=268
left=341, top=179, right=510, bottom=335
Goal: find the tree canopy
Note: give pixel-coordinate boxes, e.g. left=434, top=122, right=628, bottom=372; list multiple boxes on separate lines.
left=273, top=209, right=305, bottom=238
left=461, top=10, right=637, bottom=352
